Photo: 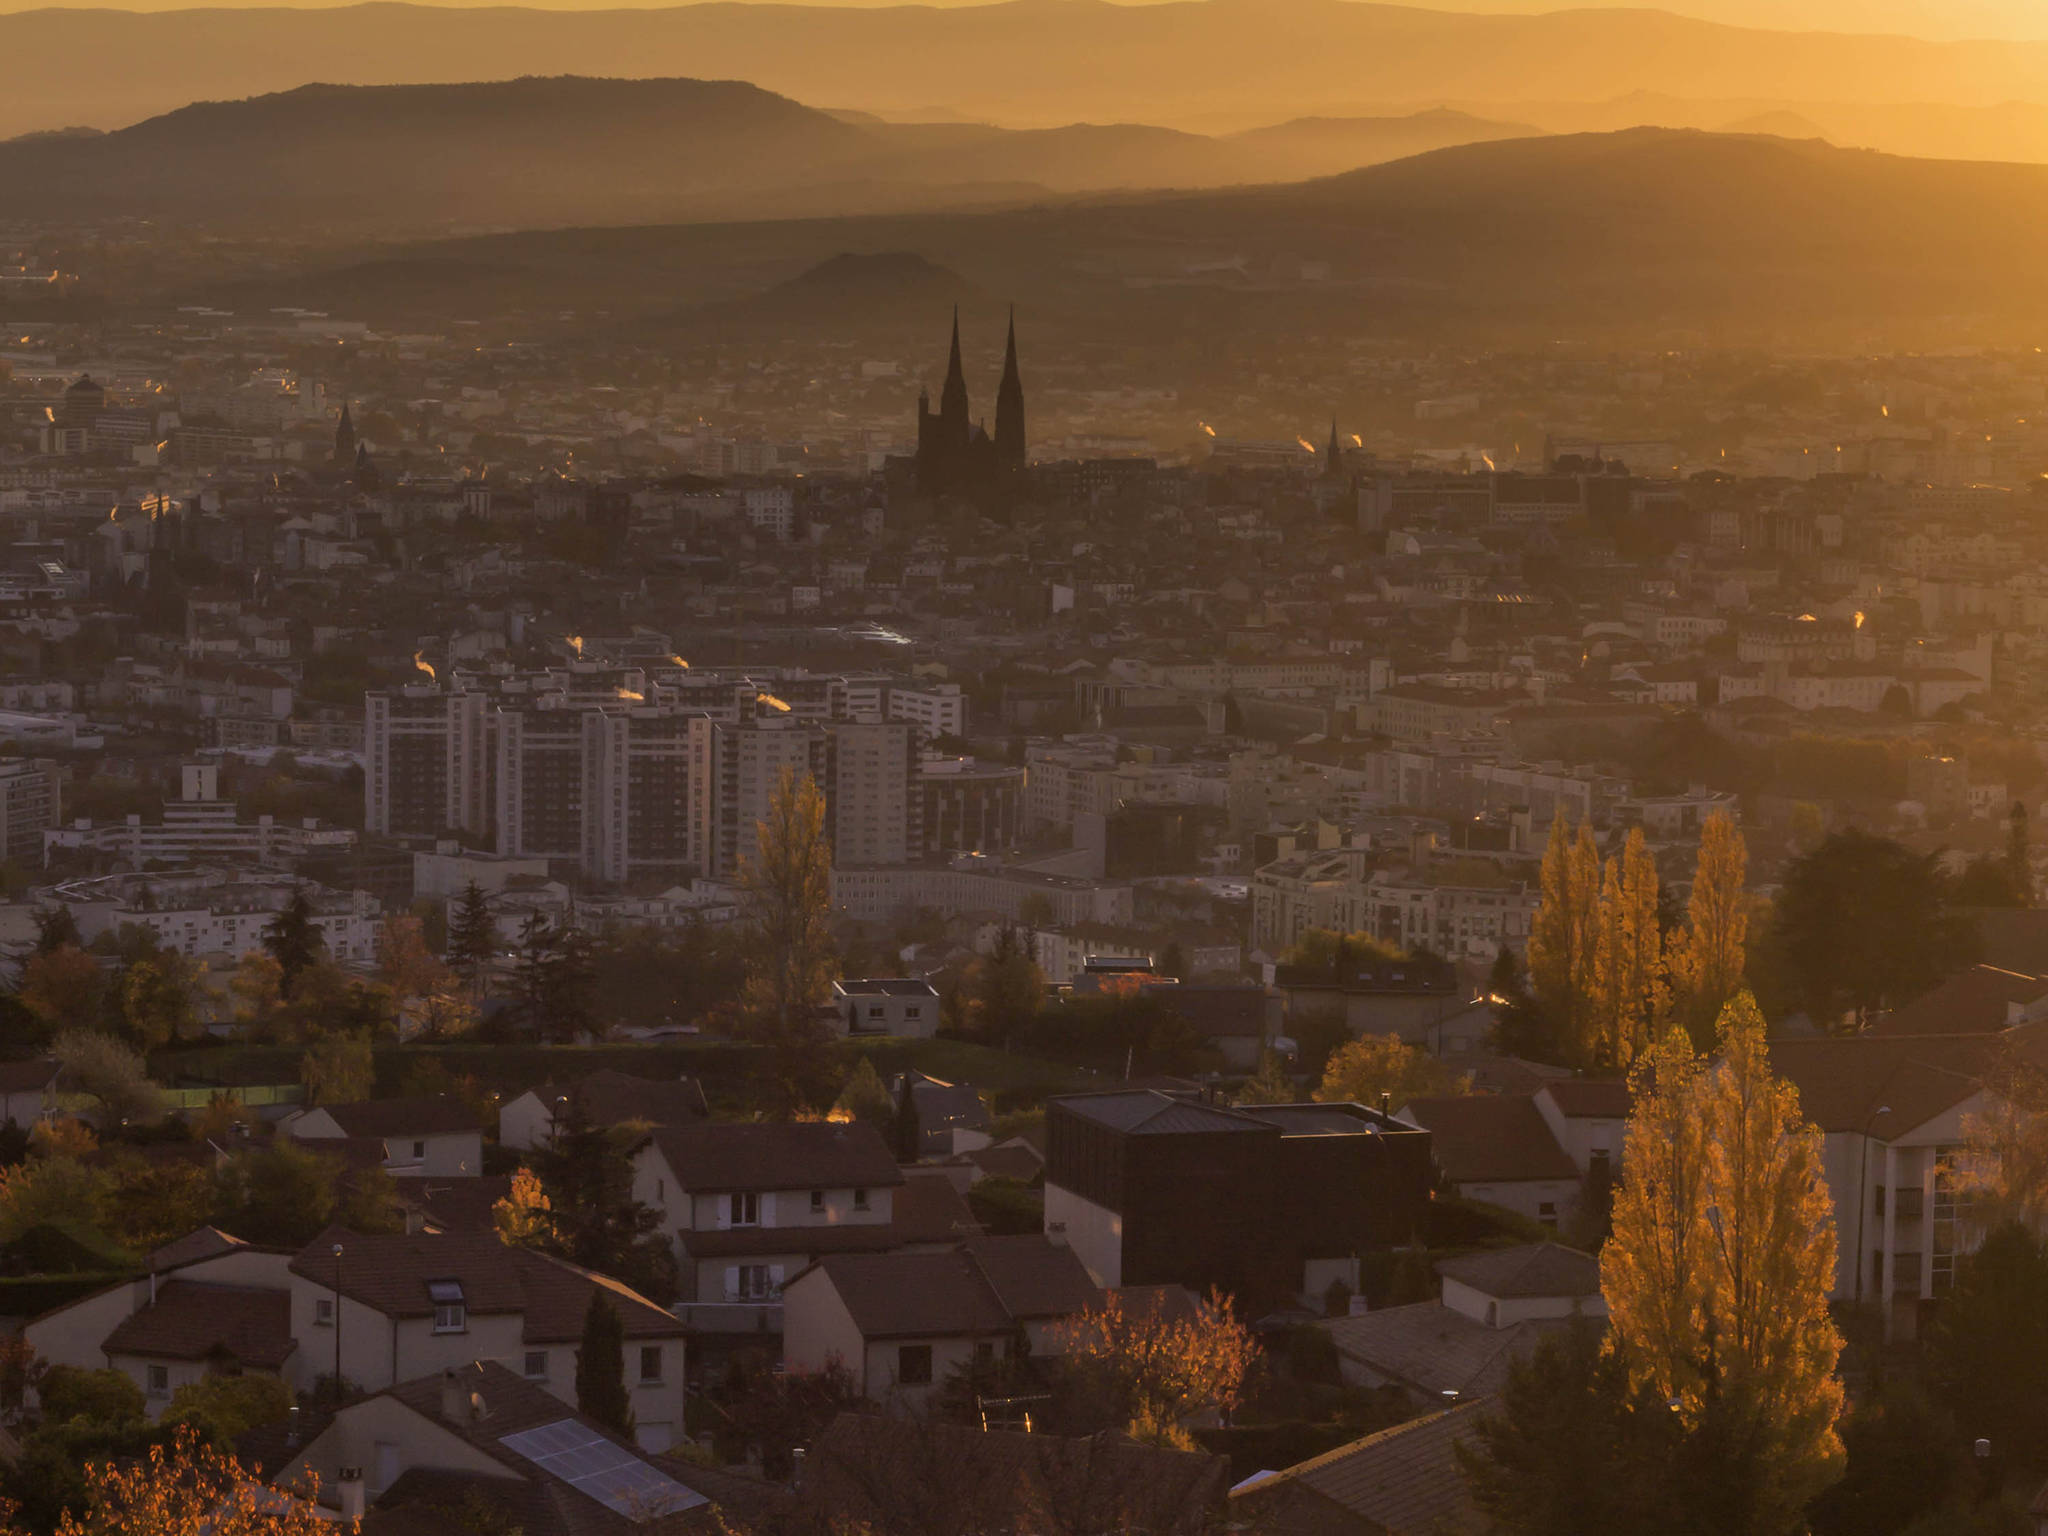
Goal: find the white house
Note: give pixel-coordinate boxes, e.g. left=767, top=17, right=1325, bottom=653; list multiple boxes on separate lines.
left=1398, top=1095, right=1584, bottom=1232
left=781, top=1235, right=1101, bottom=1404
left=831, top=978, right=942, bottom=1038
left=498, top=1070, right=709, bottom=1153
left=282, top=1096, right=483, bottom=1178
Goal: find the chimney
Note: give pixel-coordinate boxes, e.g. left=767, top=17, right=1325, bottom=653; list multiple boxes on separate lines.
left=439, top=1369, right=464, bottom=1422
left=335, top=1467, right=365, bottom=1522
left=1379, top=1091, right=1392, bottom=1118
left=286, top=1404, right=300, bottom=1449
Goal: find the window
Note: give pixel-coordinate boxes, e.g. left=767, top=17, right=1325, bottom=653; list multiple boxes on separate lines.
left=412, top=1140, right=426, bottom=1159
left=1538, top=1201, right=1557, bottom=1230
left=973, top=1340, right=994, bottom=1366
left=728, top=1192, right=759, bottom=1228
left=904, top=1006, right=922, bottom=1021
left=853, top=1188, right=870, bottom=1212
left=523, top=1351, right=548, bottom=1380
left=810, top=1190, right=825, bottom=1213
left=428, top=1280, right=466, bottom=1333
left=897, top=1345, right=933, bottom=1385
left=736, top=1264, right=774, bottom=1300
left=147, top=1365, right=169, bottom=1397
left=315, top=1298, right=334, bottom=1326
left=640, top=1346, right=663, bottom=1383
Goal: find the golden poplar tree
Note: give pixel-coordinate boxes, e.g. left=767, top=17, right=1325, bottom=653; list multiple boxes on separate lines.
left=1667, top=812, right=1751, bottom=1047
left=739, top=766, right=840, bottom=1117
left=1526, top=818, right=1576, bottom=1008
left=1527, top=818, right=1607, bottom=1060
left=1603, top=993, right=1845, bottom=1518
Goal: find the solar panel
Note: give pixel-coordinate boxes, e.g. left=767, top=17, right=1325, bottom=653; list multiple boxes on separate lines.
left=498, top=1419, right=705, bottom=1522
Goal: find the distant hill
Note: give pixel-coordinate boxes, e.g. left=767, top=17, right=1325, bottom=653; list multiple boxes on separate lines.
left=0, top=75, right=1538, bottom=233
left=182, top=129, right=2048, bottom=347
left=11, top=0, right=2048, bottom=144
left=745, top=252, right=980, bottom=323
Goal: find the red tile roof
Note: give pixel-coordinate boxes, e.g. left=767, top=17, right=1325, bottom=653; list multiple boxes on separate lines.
left=102, top=1281, right=295, bottom=1370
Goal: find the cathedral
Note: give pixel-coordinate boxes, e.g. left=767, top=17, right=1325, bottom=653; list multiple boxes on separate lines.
left=915, top=307, right=1025, bottom=499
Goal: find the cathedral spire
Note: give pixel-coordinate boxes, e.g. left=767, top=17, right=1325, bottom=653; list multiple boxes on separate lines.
left=1323, top=418, right=1346, bottom=479
left=939, top=306, right=970, bottom=427
left=333, top=402, right=356, bottom=467
left=995, top=304, right=1026, bottom=471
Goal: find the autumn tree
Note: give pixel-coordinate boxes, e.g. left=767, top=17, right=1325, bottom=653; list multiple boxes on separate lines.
left=1588, top=826, right=1664, bottom=1070
left=492, top=1166, right=553, bottom=1246
left=971, top=926, right=1046, bottom=1048
left=1235, top=1050, right=1299, bottom=1106
left=116, top=952, right=201, bottom=1050
left=575, top=1290, right=634, bottom=1438
left=51, top=1028, right=163, bottom=1123
left=48, top=1427, right=350, bottom=1535
left=1953, top=1037, right=2048, bottom=1236
left=739, top=766, right=839, bottom=1117
left=1279, top=928, right=1404, bottom=971
left=228, top=952, right=286, bottom=1040
left=1602, top=994, right=1845, bottom=1530
left=1314, top=1032, right=1470, bottom=1111
left=299, top=1029, right=373, bottom=1106
left=18, top=946, right=104, bottom=1037
left=1047, top=1288, right=1258, bottom=1450
left=1666, top=812, right=1751, bottom=1048
left=210, top=1139, right=338, bottom=1248
left=1525, top=819, right=1603, bottom=1063
left=30, top=904, right=82, bottom=958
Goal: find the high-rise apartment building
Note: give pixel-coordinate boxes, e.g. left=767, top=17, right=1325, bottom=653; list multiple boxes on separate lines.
left=0, top=758, right=59, bottom=863
left=826, top=721, right=919, bottom=868
left=689, top=717, right=831, bottom=880
left=364, top=687, right=488, bottom=838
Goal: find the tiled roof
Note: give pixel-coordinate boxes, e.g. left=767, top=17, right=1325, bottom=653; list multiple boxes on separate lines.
left=1535, top=1078, right=1630, bottom=1118
left=1152, top=985, right=1273, bottom=1038
left=530, top=1071, right=708, bottom=1130
left=1232, top=1402, right=1489, bottom=1535
left=392, top=1175, right=514, bottom=1236
left=102, top=1282, right=295, bottom=1370
left=311, top=1096, right=481, bottom=1138
left=1869, top=964, right=2048, bottom=1038
left=645, top=1122, right=903, bottom=1195
left=146, top=1226, right=248, bottom=1270
left=287, top=1230, right=680, bottom=1342
left=1765, top=1026, right=2045, bottom=1135
left=1402, top=1096, right=1579, bottom=1183
left=1320, top=1302, right=1578, bottom=1401
left=1435, top=1243, right=1600, bottom=1300
left=800, top=1236, right=1098, bottom=1340
left=892, top=1170, right=983, bottom=1246
left=808, top=1412, right=1224, bottom=1535
left=0, top=1059, right=59, bottom=1096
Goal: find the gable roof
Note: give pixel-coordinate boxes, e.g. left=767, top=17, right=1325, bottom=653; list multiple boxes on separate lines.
left=102, top=1281, right=295, bottom=1370
left=799, top=1236, right=1098, bottom=1341
left=339, top=1363, right=719, bottom=1536
left=0, top=1058, right=60, bottom=1097
left=892, top=1169, right=984, bottom=1246
left=1320, top=1302, right=1572, bottom=1403
left=1051, top=1090, right=1273, bottom=1137
left=306, top=1096, right=480, bottom=1139
left=147, top=1226, right=249, bottom=1270
left=1231, top=1402, right=1488, bottom=1536
left=1764, top=1027, right=2040, bottom=1136
left=1869, top=964, right=2048, bottom=1038
left=528, top=1071, right=709, bottom=1131
left=1435, top=1243, right=1600, bottom=1301
left=644, top=1122, right=903, bottom=1195
left=1534, top=1078, right=1631, bottom=1119
left=287, top=1230, right=680, bottom=1341
left=1401, top=1096, right=1579, bottom=1183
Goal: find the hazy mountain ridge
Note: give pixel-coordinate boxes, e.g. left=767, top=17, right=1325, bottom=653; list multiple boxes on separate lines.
left=10, top=0, right=2048, bottom=143
left=179, top=128, right=2048, bottom=346
left=0, top=75, right=1537, bottom=232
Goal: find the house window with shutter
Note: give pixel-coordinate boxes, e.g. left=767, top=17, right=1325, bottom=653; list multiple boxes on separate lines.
left=523, top=1351, right=547, bottom=1380
left=728, top=1192, right=759, bottom=1227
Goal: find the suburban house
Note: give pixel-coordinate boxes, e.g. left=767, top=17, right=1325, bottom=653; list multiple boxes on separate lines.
left=629, top=1121, right=907, bottom=1317
left=1769, top=1024, right=2042, bottom=1341
left=0, top=1058, right=60, bottom=1128
left=498, top=1069, right=710, bottom=1153
left=1148, top=983, right=1281, bottom=1071
left=27, top=1226, right=689, bottom=1452
left=1318, top=1243, right=1606, bottom=1406
left=1397, top=1095, right=1585, bottom=1230
left=831, top=978, right=942, bottom=1037
left=893, top=1072, right=992, bottom=1160
left=781, top=1234, right=1100, bottom=1401
left=282, top=1096, right=484, bottom=1178
left=1272, top=954, right=1465, bottom=1042
left=1230, top=1401, right=1488, bottom=1535
left=1530, top=1078, right=1629, bottom=1183
left=259, top=1361, right=723, bottom=1532
left=1043, top=1091, right=1432, bottom=1310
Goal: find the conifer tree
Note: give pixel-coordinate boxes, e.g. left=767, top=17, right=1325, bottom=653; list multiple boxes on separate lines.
left=444, top=880, right=498, bottom=996
left=575, top=1290, right=634, bottom=1438
left=261, top=888, right=323, bottom=999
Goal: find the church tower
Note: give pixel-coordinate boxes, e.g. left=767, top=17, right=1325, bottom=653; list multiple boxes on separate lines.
left=939, top=307, right=970, bottom=435
left=995, top=306, right=1026, bottom=471
left=333, top=402, right=357, bottom=467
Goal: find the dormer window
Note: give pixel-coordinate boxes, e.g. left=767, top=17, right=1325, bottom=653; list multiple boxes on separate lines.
left=428, top=1280, right=466, bottom=1334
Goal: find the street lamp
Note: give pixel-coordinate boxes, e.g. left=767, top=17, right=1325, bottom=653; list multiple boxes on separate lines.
left=331, top=1242, right=344, bottom=1405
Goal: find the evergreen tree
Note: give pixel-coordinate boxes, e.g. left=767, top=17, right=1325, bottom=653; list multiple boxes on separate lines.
left=445, top=881, right=498, bottom=993
left=262, top=888, right=324, bottom=999
left=30, top=904, right=80, bottom=959
left=832, top=1057, right=893, bottom=1125
left=738, top=767, right=839, bottom=1116
left=973, top=925, right=1046, bottom=1049
left=528, top=1099, right=675, bottom=1301
left=574, top=1290, right=634, bottom=1438
left=1602, top=994, right=1845, bottom=1528
left=890, top=1074, right=924, bottom=1162
left=1666, top=812, right=1751, bottom=1048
